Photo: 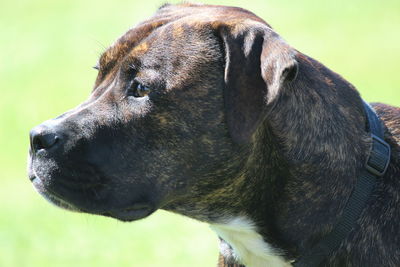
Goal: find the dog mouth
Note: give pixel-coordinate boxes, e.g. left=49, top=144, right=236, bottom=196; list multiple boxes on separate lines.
left=30, top=174, right=156, bottom=222
left=30, top=175, right=82, bottom=212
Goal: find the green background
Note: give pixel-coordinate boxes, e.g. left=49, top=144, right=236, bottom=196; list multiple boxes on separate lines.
left=0, top=0, right=399, bottom=266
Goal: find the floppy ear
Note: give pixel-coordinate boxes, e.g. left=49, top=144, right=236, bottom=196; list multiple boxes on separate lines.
left=217, top=23, right=298, bottom=144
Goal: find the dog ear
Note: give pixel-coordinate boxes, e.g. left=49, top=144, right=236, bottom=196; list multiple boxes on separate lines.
left=217, top=23, right=298, bottom=144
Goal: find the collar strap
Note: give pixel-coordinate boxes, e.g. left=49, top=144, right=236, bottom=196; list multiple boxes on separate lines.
left=293, top=101, right=391, bottom=267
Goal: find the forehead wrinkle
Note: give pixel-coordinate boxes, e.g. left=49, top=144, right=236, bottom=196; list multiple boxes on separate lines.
left=98, top=20, right=169, bottom=71
left=124, top=23, right=173, bottom=67
left=172, top=23, right=185, bottom=39
left=127, top=40, right=152, bottom=62
left=132, top=41, right=149, bottom=54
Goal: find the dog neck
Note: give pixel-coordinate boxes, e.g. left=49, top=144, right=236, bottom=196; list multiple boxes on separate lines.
left=264, top=56, right=372, bottom=253
left=209, top=57, right=375, bottom=264
left=164, top=56, right=385, bottom=265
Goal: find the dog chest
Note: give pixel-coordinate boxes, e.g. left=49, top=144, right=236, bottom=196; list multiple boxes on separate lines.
left=210, top=217, right=292, bottom=267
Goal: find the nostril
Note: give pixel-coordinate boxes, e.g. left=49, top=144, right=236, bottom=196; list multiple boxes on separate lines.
left=31, top=132, right=59, bottom=152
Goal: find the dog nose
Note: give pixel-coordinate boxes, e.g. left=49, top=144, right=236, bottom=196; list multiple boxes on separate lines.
left=30, top=125, right=60, bottom=153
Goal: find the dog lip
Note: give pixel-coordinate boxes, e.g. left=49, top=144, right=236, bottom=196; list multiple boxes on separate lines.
left=30, top=176, right=82, bottom=212
left=56, top=178, right=103, bottom=190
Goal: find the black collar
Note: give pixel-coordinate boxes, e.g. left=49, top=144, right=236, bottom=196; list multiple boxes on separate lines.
left=293, top=101, right=391, bottom=267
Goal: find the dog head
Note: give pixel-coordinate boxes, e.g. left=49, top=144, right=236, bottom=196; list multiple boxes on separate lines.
left=28, top=3, right=298, bottom=222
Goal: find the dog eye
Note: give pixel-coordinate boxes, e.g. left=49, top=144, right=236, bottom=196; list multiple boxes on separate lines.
left=126, top=81, right=151, bottom=98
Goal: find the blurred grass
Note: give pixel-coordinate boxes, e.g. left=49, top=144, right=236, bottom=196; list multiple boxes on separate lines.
left=0, top=0, right=399, bottom=266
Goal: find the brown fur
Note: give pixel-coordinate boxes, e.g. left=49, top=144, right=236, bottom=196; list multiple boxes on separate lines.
left=28, top=3, right=400, bottom=267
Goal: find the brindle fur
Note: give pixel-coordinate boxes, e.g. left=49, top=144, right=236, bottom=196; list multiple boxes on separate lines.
left=28, top=3, right=400, bottom=267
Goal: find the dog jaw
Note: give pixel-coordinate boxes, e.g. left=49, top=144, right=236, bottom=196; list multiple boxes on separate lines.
left=210, top=216, right=292, bottom=267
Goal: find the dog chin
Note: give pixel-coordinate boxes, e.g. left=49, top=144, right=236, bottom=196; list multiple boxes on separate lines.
left=100, top=206, right=156, bottom=222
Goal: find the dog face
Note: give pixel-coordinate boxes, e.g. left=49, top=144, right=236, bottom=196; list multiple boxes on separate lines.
left=28, top=4, right=298, bottom=222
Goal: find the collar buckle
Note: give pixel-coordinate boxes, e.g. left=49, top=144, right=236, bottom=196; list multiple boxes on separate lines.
left=365, top=134, right=391, bottom=177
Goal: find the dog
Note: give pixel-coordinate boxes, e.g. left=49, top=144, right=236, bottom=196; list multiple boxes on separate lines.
left=28, top=3, right=400, bottom=267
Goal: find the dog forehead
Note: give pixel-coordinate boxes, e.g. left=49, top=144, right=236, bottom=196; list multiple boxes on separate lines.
left=99, top=3, right=269, bottom=67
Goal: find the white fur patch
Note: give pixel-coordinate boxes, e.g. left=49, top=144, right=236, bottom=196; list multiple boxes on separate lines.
left=210, top=217, right=292, bottom=267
